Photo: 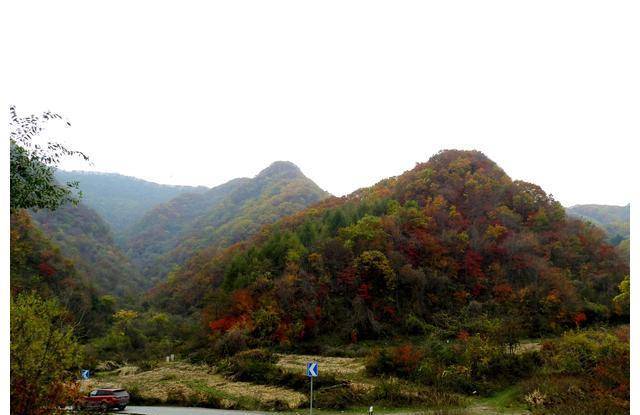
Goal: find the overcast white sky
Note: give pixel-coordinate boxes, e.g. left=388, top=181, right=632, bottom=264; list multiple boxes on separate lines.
left=3, top=1, right=638, bottom=206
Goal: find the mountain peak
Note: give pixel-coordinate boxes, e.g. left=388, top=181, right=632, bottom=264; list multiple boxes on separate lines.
left=256, top=161, right=303, bottom=179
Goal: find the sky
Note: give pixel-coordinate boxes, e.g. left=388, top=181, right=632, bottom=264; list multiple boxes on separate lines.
left=3, top=1, right=638, bottom=207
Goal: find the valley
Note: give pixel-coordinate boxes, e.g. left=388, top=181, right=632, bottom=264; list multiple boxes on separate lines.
left=10, top=150, right=630, bottom=415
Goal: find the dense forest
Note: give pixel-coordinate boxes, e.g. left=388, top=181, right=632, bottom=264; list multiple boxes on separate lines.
left=30, top=202, right=146, bottom=296
left=10, top=210, right=115, bottom=340
left=123, top=161, right=329, bottom=285
left=151, top=150, right=628, bottom=348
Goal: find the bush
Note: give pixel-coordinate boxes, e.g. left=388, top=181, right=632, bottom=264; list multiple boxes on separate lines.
left=365, top=344, right=423, bottom=377
left=403, top=313, right=430, bottom=335
left=213, top=328, right=250, bottom=357
left=221, top=348, right=341, bottom=393
left=315, top=385, right=361, bottom=409
left=11, top=293, right=81, bottom=415
left=520, top=327, right=630, bottom=414
left=541, top=328, right=628, bottom=375
left=437, top=365, right=476, bottom=394
left=365, top=348, right=395, bottom=376
left=221, top=349, right=279, bottom=383
left=367, top=378, right=461, bottom=407
left=521, top=374, right=628, bottom=415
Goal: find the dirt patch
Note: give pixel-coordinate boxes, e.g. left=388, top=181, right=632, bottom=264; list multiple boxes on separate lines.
left=514, top=341, right=542, bottom=355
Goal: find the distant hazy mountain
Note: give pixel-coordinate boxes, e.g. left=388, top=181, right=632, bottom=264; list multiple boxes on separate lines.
left=55, top=170, right=207, bottom=237
left=566, top=204, right=629, bottom=247
left=566, top=204, right=630, bottom=262
left=124, top=161, right=330, bottom=285
left=31, top=202, right=146, bottom=296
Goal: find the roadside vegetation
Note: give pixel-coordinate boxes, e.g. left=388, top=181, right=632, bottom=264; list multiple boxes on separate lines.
left=82, top=325, right=628, bottom=414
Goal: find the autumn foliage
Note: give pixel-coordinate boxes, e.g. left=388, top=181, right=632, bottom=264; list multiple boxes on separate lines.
left=148, top=150, right=628, bottom=352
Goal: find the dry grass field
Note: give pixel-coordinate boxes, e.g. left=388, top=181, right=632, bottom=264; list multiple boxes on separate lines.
left=275, top=353, right=366, bottom=378
left=84, top=361, right=306, bottom=410
left=83, top=355, right=528, bottom=414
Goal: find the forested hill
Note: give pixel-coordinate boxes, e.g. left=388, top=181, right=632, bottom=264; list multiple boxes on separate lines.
left=55, top=170, right=207, bottom=236
left=566, top=204, right=629, bottom=242
left=10, top=210, right=114, bottom=339
left=566, top=204, right=630, bottom=260
left=30, top=203, right=146, bottom=296
left=124, top=161, right=330, bottom=286
left=150, top=150, right=628, bottom=350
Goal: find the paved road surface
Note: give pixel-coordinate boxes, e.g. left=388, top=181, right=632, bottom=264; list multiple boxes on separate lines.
left=121, top=407, right=266, bottom=415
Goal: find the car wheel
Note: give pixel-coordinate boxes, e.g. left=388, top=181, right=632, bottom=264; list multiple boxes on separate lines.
left=100, top=402, right=108, bottom=412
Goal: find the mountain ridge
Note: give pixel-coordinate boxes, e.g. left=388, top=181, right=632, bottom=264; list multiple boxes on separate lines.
left=123, top=161, right=330, bottom=286
left=55, top=170, right=208, bottom=237
left=149, top=150, right=628, bottom=349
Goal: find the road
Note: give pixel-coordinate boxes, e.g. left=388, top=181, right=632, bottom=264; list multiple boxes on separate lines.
left=121, top=407, right=266, bottom=415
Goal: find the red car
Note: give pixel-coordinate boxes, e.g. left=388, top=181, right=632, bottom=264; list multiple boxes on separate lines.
left=77, top=388, right=129, bottom=412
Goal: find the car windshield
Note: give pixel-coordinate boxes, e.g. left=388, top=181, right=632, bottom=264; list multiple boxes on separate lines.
left=114, top=390, right=128, bottom=397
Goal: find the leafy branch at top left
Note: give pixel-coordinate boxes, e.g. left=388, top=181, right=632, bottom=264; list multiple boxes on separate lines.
left=9, top=105, right=90, bottom=211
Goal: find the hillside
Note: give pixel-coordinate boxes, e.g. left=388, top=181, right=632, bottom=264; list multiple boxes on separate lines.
left=55, top=170, right=207, bottom=237
left=10, top=210, right=114, bottom=339
left=30, top=203, right=146, bottom=296
left=151, top=150, right=628, bottom=345
left=566, top=204, right=629, bottom=241
left=124, top=161, right=330, bottom=285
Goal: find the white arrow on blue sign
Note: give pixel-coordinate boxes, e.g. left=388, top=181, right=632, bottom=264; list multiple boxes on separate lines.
left=81, top=369, right=90, bottom=380
left=306, top=362, right=318, bottom=377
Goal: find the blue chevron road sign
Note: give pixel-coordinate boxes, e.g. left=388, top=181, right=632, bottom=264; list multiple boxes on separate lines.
left=306, top=362, right=318, bottom=377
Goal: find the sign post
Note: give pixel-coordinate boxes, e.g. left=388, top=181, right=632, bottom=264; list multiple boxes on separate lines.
left=306, top=362, right=318, bottom=415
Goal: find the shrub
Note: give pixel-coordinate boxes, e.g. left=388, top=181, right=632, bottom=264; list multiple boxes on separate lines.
left=541, top=329, right=627, bottom=375
left=521, top=327, right=630, bottom=414
left=221, top=349, right=279, bottom=383
left=213, top=328, right=249, bottom=357
left=365, top=348, right=395, bottom=376
left=315, top=385, right=361, bottom=409
left=403, top=313, right=430, bottom=335
left=367, top=378, right=461, bottom=407
left=11, top=293, right=81, bottom=415
left=438, top=365, right=476, bottom=394
left=365, top=344, right=423, bottom=377
left=138, top=360, right=159, bottom=372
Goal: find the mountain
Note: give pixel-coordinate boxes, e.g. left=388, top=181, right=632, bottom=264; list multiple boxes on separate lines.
left=150, top=150, right=628, bottom=351
left=566, top=204, right=629, bottom=261
left=124, top=161, right=330, bottom=285
left=30, top=203, right=146, bottom=296
left=55, top=170, right=207, bottom=237
left=566, top=204, right=629, bottom=243
left=10, top=210, right=114, bottom=339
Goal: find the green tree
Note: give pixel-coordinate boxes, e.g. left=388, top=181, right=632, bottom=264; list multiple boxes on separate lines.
left=11, top=293, right=80, bottom=415
left=9, top=105, right=88, bottom=211
left=613, top=275, right=630, bottom=316
left=354, top=250, right=397, bottom=294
